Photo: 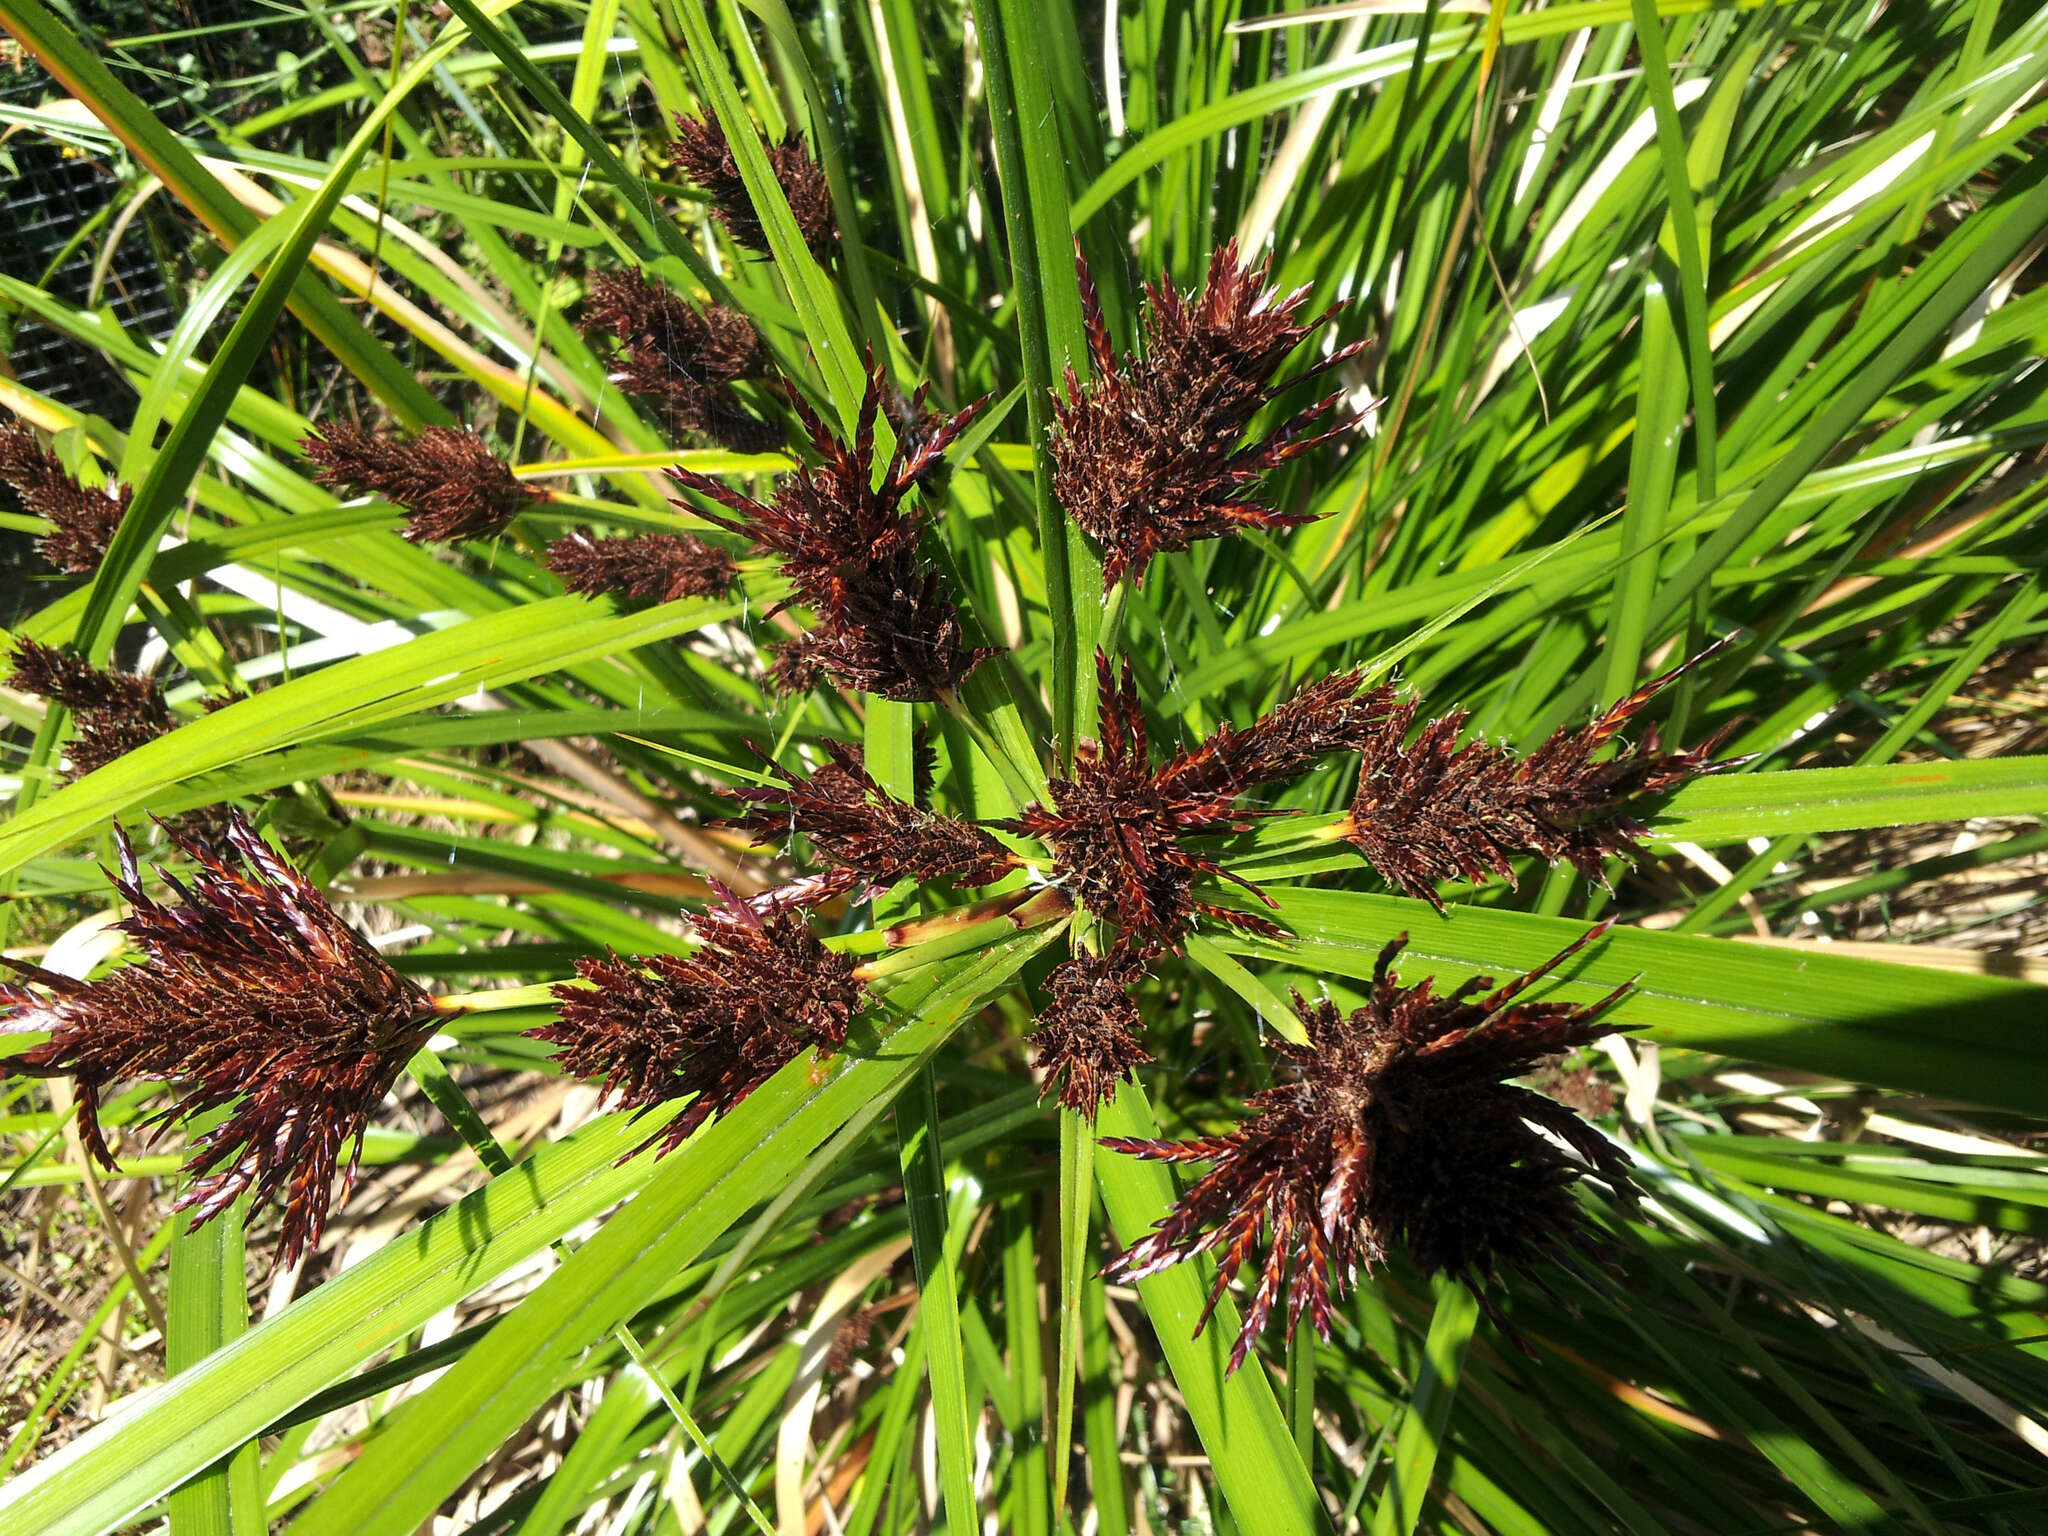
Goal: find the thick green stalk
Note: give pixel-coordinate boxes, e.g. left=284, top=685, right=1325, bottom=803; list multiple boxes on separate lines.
left=971, top=0, right=1102, bottom=759
left=895, top=1067, right=979, bottom=1534
left=165, top=1207, right=263, bottom=1536
left=1369, top=1280, right=1478, bottom=1536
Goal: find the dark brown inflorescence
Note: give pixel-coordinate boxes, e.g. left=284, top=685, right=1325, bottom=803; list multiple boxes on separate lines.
left=7, top=638, right=174, bottom=781
left=671, top=112, right=834, bottom=260
left=1003, top=654, right=1315, bottom=956
left=534, top=889, right=867, bottom=1153
left=1176, top=665, right=1401, bottom=797
left=302, top=423, right=538, bottom=544
left=727, top=741, right=1014, bottom=896
left=0, top=814, right=440, bottom=1265
left=1032, top=954, right=1151, bottom=1115
left=1050, top=241, right=1363, bottom=588
left=579, top=270, right=776, bottom=452
left=771, top=564, right=990, bottom=701
left=672, top=363, right=993, bottom=701
left=766, top=631, right=832, bottom=696
left=1102, top=925, right=1636, bottom=1370
left=546, top=530, right=739, bottom=605
left=0, top=419, right=131, bottom=575
left=1344, top=651, right=1737, bottom=910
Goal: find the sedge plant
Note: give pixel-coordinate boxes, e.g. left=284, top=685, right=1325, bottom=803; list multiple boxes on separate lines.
left=1, top=1, right=2047, bottom=1534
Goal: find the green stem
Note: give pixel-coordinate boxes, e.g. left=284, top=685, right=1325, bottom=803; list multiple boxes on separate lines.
left=167, top=1203, right=263, bottom=1536
left=940, top=688, right=1048, bottom=808
left=1369, top=1279, right=1478, bottom=1536
left=897, top=1068, right=979, bottom=1534
left=971, top=0, right=1101, bottom=760
left=431, top=982, right=560, bottom=1015
left=1052, top=1108, right=1095, bottom=1523
left=1096, top=581, right=1129, bottom=665
left=1286, top=1312, right=1316, bottom=1465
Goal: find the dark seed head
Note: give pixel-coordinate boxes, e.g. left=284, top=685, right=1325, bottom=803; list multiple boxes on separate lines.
left=0, top=419, right=130, bottom=575
left=1003, top=654, right=1276, bottom=955
left=1051, top=241, right=1362, bottom=588
left=7, top=638, right=173, bottom=781
left=1346, top=649, right=1738, bottom=909
left=302, top=423, right=536, bottom=545
left=547, top=530, right=738, bottom=605
left=671, top=112, right=834, bottom=260
left=579, top=270, right=772, bottom=451
left=1032, top=954, right=1151, bottom=1116
left=582, top=269, right=764, bottom=384
left=670, top=362, right=993, bottom=701
left=726, top=741, right=1014, bottom=895
left=766, top=632, right=832, bottom=697
left=782, top=560, right=996, bottom=702
left=0, top=814, right=438, bottom=1266
left=1165, top=666, right=1400, bottom=798
left=533, top=889, right=867, bottom=1153
left=1102, top=925, right=1636, bottom=1371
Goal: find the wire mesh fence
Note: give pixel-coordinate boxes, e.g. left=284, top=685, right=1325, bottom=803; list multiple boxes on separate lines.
left=0, top=0, right=337, bottom=424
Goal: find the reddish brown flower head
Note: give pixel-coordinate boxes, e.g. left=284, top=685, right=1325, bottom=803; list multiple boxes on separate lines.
left=672, top=363, right=994, bottom=700
left=579, top=270, right=773, bottom=451
left=1171, top=666, right=1401, bottom=797
left=687, top=392, right=787, bottom=456
left=1003, top=654, right=1281, bottom=955
left=533, top=889, right=867, bottom=1153
left=0, top=419, right=130, bottom=575
left=673, top=366, right=978, bottom=599
left=727, top=741, right=1014, bottom=896
left=1532, top=1063, right=1616, bottom=1118
left=1033, top=954, right=1151, bottom=1116
left=824, top=1307, right=877, bottom=1374
left=583, top=269, right=764, bottom=384
left=7, top=638, right=173, bottom=781
left=882, top=385, right=966, bottom=498
left=1102, top=925, right=1635, bottom=1370
left=302, top=423, right=538, bottom=544
left=547, top=530, right=738, bottom=605
left=0, top=814, right=438, bottom=1265
left=767, top=632, right=831, bottom=696
left=671, top=112, right=834, bottom=260
left=785, top=562, right=996, bottom=702
left=1051, top=241, right=1364, bottom=588
left=1345, top=651, right=1738, bottom=910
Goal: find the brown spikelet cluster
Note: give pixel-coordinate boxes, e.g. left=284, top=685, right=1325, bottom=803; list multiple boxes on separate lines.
left=546, top=530, right=738, bottom=605
left=727, top=741, right=1014, bottom=896
left=1345, top=650, right=1738, bottom=910
left=671, top=112, right=834, bottom=260
left=883, top=387, right=963, bottom=500
left=1178, top=666, right=1401, bottom=797
left=1533, top=1063, right=1616, bottom=1118
left=1005, top=654, right=1370, bottom=956
left=0, top=419, right=131, bottom=575
left=0, top=815, right=438, bottom=1265
left=766, top=632, right=831, bottom=696
left=533, top=889, right=866, bottom=1153
left=301, top=423, right=538, bottom=544
left=772, top=568, right=990, bottom=701
left=7, top=638, right=173, bottom=781
left=1051, top=241, right=1363, bottom=588
left=672, top=363, right=993, bottom=700
left=579, top=270, right=776, bottom=452
left=1102, top=926, right=1636, bottom=1371
left=1032, top=954, right=1151, bottom=1115
left=824, top=1307, right=877, bottom=1375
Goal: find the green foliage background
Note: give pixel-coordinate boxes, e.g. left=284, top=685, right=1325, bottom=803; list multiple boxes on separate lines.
left=2, top=0, right=2047, bottom=1532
